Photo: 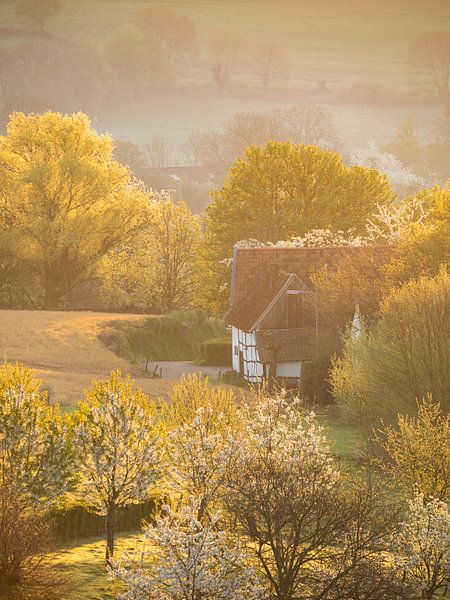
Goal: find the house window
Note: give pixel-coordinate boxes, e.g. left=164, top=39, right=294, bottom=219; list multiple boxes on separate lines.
left=234, top=345, right=239, bottom=356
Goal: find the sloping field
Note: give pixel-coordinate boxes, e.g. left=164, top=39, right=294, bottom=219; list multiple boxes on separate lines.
left=0, top=310, right=177, bottom=406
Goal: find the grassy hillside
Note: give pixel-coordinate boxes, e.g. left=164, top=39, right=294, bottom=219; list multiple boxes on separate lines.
left=0, top=309, right=177, bottom=405
left=100, top=309, right=228, bottom=363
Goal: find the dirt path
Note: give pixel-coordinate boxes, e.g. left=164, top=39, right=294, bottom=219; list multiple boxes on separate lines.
left=142, top=360, right=228, bottom=380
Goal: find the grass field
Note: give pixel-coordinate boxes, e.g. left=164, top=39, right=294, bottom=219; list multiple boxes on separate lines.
left=53, top=531, right=143, bottom=600
left=0, top=309, right=177, bottom=406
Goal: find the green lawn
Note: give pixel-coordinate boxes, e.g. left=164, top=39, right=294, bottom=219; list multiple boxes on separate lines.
left=53, top=531, right=144, bottom=600
left=318, top=415, right=365, bottom=466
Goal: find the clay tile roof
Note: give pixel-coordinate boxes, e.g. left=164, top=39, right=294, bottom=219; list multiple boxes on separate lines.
left=224, top=273, right=290, bottom=332
left=256, top=328, right=316, bottom=363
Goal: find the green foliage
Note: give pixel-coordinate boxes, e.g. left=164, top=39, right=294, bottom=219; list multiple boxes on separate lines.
left=160, top=373, right=239, bottom=433
left=197, top=141, right=394, bottom=312
left=331, top=270, right=450, bottom=423
left=376, top=396, right=450, bottom=502
left=99, top=195, right=201, bottom=313
left=101, top=310, right=227, bottom=363
left=0, top=363, right=73, bottom=509
left=0, top=111, right=148, bottom=308
left=199, top=338, right=232, bottom=366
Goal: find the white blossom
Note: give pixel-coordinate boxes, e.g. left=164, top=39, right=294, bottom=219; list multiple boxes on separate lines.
left=112, top=498, right=266, bottom=600
left=350, top=142, right=425, bottom=192
left=165, top=405, right=242, bottom=519
left=0, top=366, right=73, bottom=508
left=393, top=491, right=450, bottom=598
left=74, top=373, right=160, bottom=515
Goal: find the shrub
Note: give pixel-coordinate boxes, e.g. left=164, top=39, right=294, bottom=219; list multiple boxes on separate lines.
left=331, top=270, right=450, bottom=423
left=199, top=338, right=232, bottom=366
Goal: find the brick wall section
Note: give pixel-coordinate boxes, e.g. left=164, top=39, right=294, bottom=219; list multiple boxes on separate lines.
left=230, top=246, right=378, bottom=306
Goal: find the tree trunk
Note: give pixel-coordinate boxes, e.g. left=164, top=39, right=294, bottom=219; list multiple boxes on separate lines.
left=105, top=503, right=116, bottom=566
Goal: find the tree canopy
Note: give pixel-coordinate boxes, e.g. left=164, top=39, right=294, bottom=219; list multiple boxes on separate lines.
left=198, top=141, right=394, bottom=312
left=0, top=111, right=148, bottom=308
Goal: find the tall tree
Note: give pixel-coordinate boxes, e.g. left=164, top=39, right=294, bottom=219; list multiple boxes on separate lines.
left=226, top=391, right=409, bottom=600
left=0, top=112, right=148, bottom=308
left=197, top=141, right=394, bottom=312
left=99, top=194, right=200, bottom=313
left=376, top=397, right=450, bottom=502
left=74, top=370, right=160, bottom=564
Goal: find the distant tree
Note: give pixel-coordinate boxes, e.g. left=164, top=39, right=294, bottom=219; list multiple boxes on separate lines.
left=351, top=142, right=424, bottom=196
left=186, top=106, right=340, bottom=166
left=209, top=31, right=246, bottom=90
left=0, top=38, right=105, bottom=118
left=74, top=370, right=160, bottom=565
left=106, top=27, right=173, bottom=95
left=112, top=499, right=264, bottom=600
left=15, top=0, right=63, bottom=33
left=410, top=32, right=450, bottom=108
left=185, top=129, right=228, bottom=165
left=134, top=5, right=196, bottom=54
left=0, top=112, right=148, bottom=308
left=113, top=139, right=147, bottom=171
left=0, top=481, right=64, bottom=600
left=197, top=141, right=394, bottom=312
left=147, top=134, right=171, bottom=168
left=393, top=491, right=450, bottom=600
left=281, top=104, right=340, bottom=149
left=249, top=40, right=289, bottom=92
left=383, top=118, right=427, bottom=177
left=223, top=110, right=284, bottom=157
left=0, top=363, right=73, bottom=510
left=331, top=270, right=450, bottom=423
left=376, top=397, right=450, bottom=502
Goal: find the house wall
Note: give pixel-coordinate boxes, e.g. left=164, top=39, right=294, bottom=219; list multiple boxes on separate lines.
left=232, top=326, right=240, bottom=373
left=232, top=326, right=264, bottom=383
left=276, top=362, right=301, bottom=378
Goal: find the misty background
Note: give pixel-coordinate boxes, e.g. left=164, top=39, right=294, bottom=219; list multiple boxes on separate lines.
left=0, top=0, right=449, bottom=212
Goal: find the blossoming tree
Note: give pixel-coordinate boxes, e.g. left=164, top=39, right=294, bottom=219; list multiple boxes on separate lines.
left=0, top=363, right=73, bottom=509
left=74, top=370, right=160, bottom=564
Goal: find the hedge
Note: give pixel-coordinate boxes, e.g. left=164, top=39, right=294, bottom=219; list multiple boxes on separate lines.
left=199, top=338, right=232, bottom=366
left=50, top=499, right=157, bottom=542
